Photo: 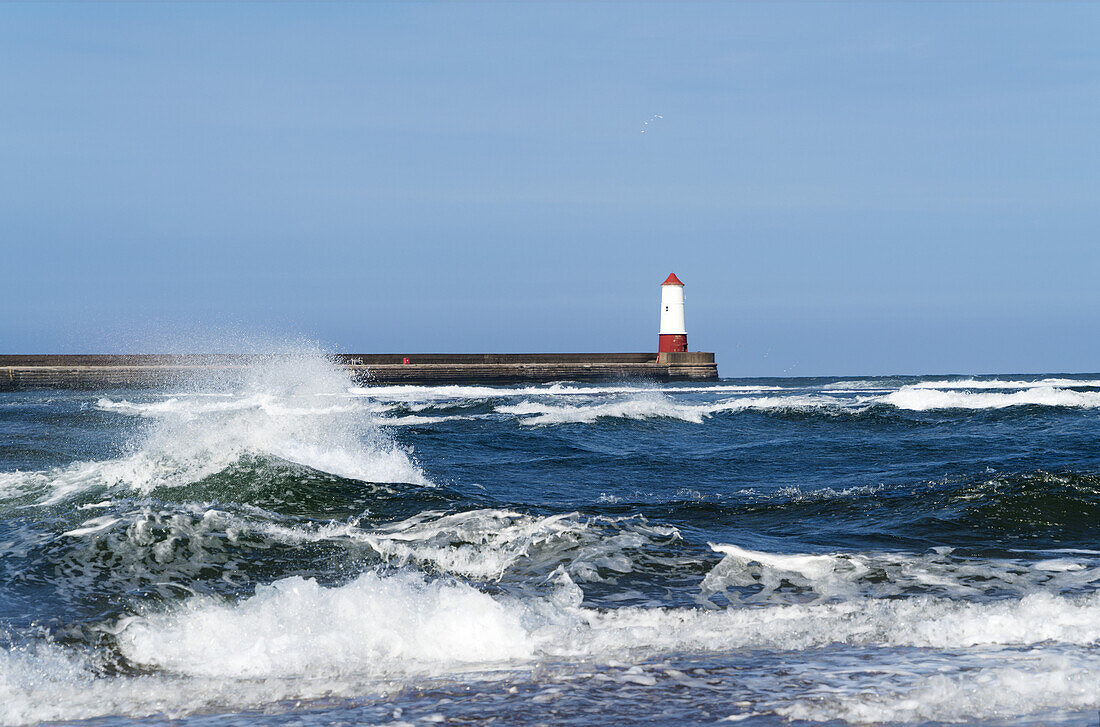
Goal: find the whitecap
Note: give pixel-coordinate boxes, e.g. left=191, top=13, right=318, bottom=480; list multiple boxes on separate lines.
left=3, top=354, right=428, bottom=505
left=884, top=385, right=1100, bottom=411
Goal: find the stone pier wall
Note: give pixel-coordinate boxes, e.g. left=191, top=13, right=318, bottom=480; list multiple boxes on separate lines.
left=0, top=353, right=718, bottom=390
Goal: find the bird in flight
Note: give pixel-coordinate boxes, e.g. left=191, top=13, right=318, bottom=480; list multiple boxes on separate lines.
left=641, top=114, right=664, bottom=133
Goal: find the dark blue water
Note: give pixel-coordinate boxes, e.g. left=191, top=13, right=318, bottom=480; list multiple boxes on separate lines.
left=1, top=356, right=1098, bottom=725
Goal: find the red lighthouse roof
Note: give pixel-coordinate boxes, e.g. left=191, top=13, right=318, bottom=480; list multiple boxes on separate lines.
left=661, top=273, right=684, bottom=286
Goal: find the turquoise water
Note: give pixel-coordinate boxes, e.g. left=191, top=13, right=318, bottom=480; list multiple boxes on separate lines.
left=1, top=355, right=1099, bottom=725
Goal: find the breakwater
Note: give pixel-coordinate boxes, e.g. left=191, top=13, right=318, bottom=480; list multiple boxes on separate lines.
left=0, top=352, right=718, bottom=390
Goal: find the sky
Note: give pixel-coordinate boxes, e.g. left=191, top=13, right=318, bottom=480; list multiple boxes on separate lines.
left=2, top=2, right=1099, bottom=376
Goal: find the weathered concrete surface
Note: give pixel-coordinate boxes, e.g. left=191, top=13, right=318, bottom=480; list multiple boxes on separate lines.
left=0, top=353, right=718, bottom=390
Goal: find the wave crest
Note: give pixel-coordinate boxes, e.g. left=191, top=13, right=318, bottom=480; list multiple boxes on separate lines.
left=1, top=354, right=427, bottom=505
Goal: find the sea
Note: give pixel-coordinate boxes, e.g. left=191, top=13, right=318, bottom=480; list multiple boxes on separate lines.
left=1, top=354, right=1098, bottom=726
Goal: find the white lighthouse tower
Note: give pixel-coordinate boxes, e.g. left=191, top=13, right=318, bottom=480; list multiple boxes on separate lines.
left=658, top=273, right=688, bottom=353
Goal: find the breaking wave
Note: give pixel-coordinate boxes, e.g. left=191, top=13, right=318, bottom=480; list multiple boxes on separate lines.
left=0, top=354, right=427, bottom=505
left=702, top=542, right=1100, bottom=602
left=907, top=377, right=1100, bottom=390
left=884, top=384, right=1100, bottom=411
left=61, top=375, right=1100, bottom=438
left=341, top=378, right=1100, bottom=427
left=778, top=655, right=1100, bottom=724
left=112, top=569, right=1100, bottom=676
left=350, top=382, right=785, bottom=402
left=497, top=394, right=848, bottom=425
left=6, top=560, right=1099, bottom=724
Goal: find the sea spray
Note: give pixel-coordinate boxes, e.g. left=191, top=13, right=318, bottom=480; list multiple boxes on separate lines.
left=4, top=351, right=428, bottom=507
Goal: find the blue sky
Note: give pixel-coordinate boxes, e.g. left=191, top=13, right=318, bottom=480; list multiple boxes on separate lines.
left=2, top=3, right=1098, bottom=376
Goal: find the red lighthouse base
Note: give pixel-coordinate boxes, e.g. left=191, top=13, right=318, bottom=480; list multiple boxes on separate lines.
left=658, top=334, right=687, bottom=353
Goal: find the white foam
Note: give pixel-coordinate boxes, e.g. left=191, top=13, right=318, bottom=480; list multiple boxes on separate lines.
left=779, top=656, right=1100, bottom=724
left=157, top=507, right=681, bottom=583
left=116, top=571, right=534, bottom=678
left=351, top=383, right=786, bottom=404
left=580, top=593, right=1100, bottom=663
left=702, top=543, right=1100, bottom=601
left=0, top=637, right=400, bottom=725
left=706, top=543, right=841, bottom=584
left=5, top=559, right=1100, bottom=724
left=908, top=377, right=1100, bottom=390
left=76, top=376, right=1099, bottom=439
left=61, top=516, right=121, bottom=538
left=113, top=569, right=1100, bottom=674
left=885, top=385, right=1100, bottom=411
left=367, top=379, right=1100, bottom=421
left=497, top=393, right=848, bottom=426
left=359, top=510, right=678, bottom=582
left=2, top=354, right=427, bottom=505
left=96, top=395, right=387, bottom=420
left=710, top=394, right=856, bottom=414
left=377, top=414, right=475, bottom=427
left=498, top=396, right=713, bottom=425
left=821, top=379, right=897, bottom=391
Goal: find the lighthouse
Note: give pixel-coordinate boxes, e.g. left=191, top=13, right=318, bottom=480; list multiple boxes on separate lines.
left=658, top=273, right=688, bottom=353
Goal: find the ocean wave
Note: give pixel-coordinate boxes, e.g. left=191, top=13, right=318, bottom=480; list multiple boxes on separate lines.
left=497, top=397, right=714, bottom=425
left=52, top=504, right=685, bottom=588
left=364, top=377, right=1100, bottom=424
left=342, top=510, right=681, bottom=582
left=907, top=377, right=1100, bottom=390
left=6, top=600, right=1098, bottom=727
left=106, top=566, right=1100, bottom=676
left=702, top=543, right=1100, bottom=602
left=81, top=376, right=1098, bottom=434
left=0, top=636, right=400, bottom=725
left=0, top=499, right=331, bottom=612
left=105, top=570, right=1100, bottom=712
left=1, top=356, right=427, bottom=505
left=95, top=395, right=390, bottom=419
left=884, top=384, right=1100, bottom=411
left=0, top=424, right=423, bottom=507
left=21, top=467, right=1100, bottom=611
left=376, top=414, right=477, bottom=427
left=639, top=471, right=1100, bottom=548
left=821, top=379, right=903, bottom=391
left=3, top=549, right=1100, bottom=724
left=779, top=656, right=1100, bottom=724
left=494, top=385, right=1100, bottom=425
left=115, top=571, right=537, bottom=679
left=351, top=382, right=786, bottom=403
left=497, top=394, right=847, bottom=426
